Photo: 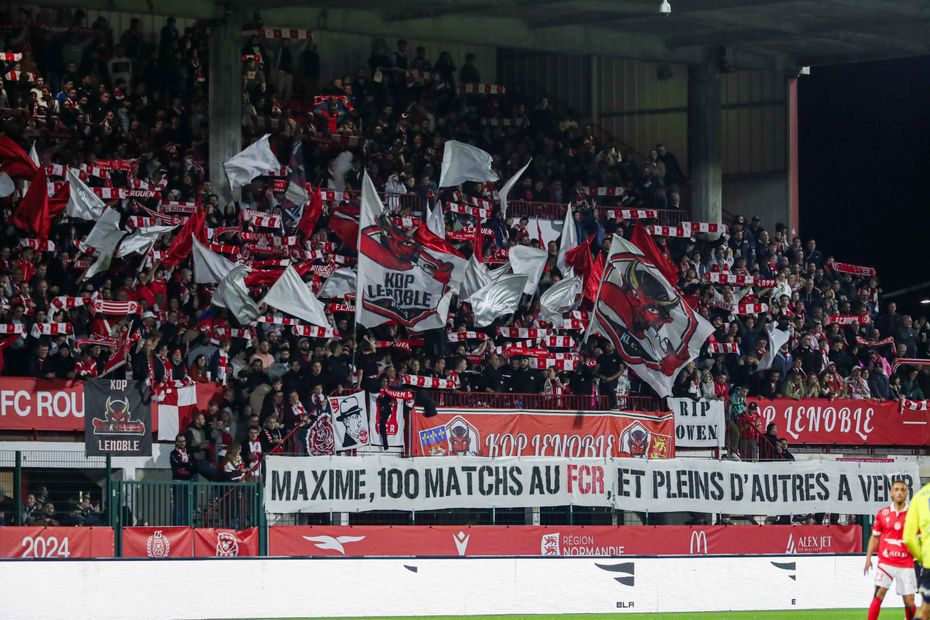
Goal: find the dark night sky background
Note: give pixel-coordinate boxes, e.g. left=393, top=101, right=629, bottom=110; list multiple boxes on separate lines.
left=798, top=54, right=930, bottom=311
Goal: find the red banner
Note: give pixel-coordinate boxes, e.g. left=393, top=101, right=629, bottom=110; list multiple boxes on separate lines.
left=0, top=379, right=222, bottom=432
left=0, top=378, right=84, bottom=431
left=122, top=527, right=194, bottom=558
left=411, top=408, right=675, bottom=458
left=192, top=528, right=260, bottom=557
left=269, top=525, right=860, bottom=557
left=749, top=398, right=929, bottom=445
left=122, top=527, right=258, bottom=557
left=0, top=526, right=113, bottom=558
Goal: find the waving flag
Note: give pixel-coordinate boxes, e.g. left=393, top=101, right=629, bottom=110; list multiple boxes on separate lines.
left=356, top=172, right=464, bottom=331
left=223, top=134, right=279, bottom=198
left=262, top=265, right=331, bottom=328
left=585, top=235, right=713, bottom=398
left=65, top=168, right=106, bottom=221
left=439, top=140, right=499, bottom=187
left=0, top=135, right=38, bottom=180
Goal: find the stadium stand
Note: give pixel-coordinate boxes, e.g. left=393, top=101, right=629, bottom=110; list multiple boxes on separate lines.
left=0, top=7, right=927, bottom=534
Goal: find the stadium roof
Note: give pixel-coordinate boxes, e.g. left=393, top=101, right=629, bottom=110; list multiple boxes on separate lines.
left=51, top=0, right=930, bottom=70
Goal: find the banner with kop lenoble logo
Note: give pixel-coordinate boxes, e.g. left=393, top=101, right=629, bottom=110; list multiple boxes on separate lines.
left=83, top=378, right=152, bottom=457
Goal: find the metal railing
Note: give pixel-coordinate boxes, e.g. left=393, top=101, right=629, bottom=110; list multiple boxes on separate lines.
left=110, top=480, right=262, bottom=531
left=429, top=391, right=664, bottom=412
left=0, top=450, right=110, bottom=526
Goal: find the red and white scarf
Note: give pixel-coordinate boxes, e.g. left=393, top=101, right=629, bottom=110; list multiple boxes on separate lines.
left=402, top=374, right=459, bottom=390
left=709, top=341, right=740, bottom=354
left=498, top=327, right=555, bottom=339
left=31, top=323, right=73, bottom=338
left=825, top=314, right=870, bottom=326
left=292, top=325, right=337, bottom=338
left=92, top=299, right=142, bottom=315
left=447, top=331, right=489, bottom=342
left=604, top=208, right=656, bottom=220
left=831, top=262, right=876, bottom=277
left=19, top=239, right=55, bottom=252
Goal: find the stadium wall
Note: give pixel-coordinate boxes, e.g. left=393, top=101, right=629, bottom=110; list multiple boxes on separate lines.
left=0, top=554, right=897, bottom=618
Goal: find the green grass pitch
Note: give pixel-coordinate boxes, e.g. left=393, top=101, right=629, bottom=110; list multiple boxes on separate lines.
left=295, top=612, right=865, bottom=620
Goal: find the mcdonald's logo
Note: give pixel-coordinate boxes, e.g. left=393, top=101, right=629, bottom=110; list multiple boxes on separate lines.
left=689, top=530, right=709, bottom=555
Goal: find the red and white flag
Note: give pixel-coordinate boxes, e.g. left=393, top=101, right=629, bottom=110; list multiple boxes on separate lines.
left=585, top=236, right=713, bottom=398
left=356, top=172, right=465, bottom=331
left=156, top=382, right=199, bottom=441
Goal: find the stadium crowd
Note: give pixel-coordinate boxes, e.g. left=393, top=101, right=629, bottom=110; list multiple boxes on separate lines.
left=1, top=8, right=929, bottom=484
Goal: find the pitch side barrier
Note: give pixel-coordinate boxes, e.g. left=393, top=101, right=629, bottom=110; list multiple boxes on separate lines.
left=0, top=555, right=901, bottom=618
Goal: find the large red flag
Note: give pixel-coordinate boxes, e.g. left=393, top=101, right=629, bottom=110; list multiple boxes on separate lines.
left=631, top=222, right=679, bottom=284
left=298, top=187, right=323, bottom=238
left=329, top=204, right=360, bottom=248
left=586, top=248, right=605, bottom=304
left=161, top=202, right=207, bottom=268
left=11, top=166, right=62, bottom=240
left=564, top=233, right=595, bottom=277
left=0, top=136, right=38, bottom=180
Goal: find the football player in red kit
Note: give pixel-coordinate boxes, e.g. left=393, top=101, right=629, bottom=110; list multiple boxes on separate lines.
left=864, top=479, right=917, bottom=620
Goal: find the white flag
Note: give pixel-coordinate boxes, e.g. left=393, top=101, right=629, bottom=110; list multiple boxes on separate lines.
left=284, top=180, right=308, bottom=206
left=262, top=265, right=331, bottom=328
left=213, top=264, right=261, bottom=324
left=438, top=140, right=499, bottom=187
left=83, top=208, right=126, bottom=279
left=223, top=134, right=279, bottom=198
left=540, top=276, right=582, bottom=322
left=499, top=158, right=532, bottom=219
left=556, top=204, right=577, bottom=277
left=192, top=237, right=237, bottom=284
left=28, top=142, right=39, bottom=167
left=116, top=224, right=177, bottom=258
left=66, top=168, right=106, bottom=221
left=508, top=245, right=547, bottom=295
left=467, top=274, right=528, bottom=328
left=758, top=323, right=792, bottom=371
left=585, top=235, right=714, bottom=398
left=356, top=172, right=464, bottom=331
left=0, top=172, right=13, bottom=198
left=427, top=200, right=445, bottom=240
left=318, top=267, right=357, bottom=299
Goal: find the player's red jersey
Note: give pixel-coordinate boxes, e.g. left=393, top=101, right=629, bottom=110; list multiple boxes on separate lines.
left=873, top=504, right=913, bottom=568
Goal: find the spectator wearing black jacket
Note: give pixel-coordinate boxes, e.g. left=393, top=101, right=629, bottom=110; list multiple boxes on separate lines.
left=169, top=434, right=193, bottom=525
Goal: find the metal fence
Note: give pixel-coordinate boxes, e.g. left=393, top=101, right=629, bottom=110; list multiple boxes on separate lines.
left=110, top=480, right=262, bottom=530
left=0, top=450, right=110, bottom=526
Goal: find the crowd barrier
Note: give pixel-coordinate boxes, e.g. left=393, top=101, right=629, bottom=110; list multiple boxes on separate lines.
left=0, top=524, right=859, bottom=559
left=0, top=555, right=891, bottom=619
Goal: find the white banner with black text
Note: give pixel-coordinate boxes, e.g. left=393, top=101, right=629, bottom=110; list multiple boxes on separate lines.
left=668, top=398, right=725, bottom=449
left=264, top=456, right=919, bottom=515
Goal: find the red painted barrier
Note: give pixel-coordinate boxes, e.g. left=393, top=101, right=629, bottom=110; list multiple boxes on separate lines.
left=0, top=526, right=113, bottom=558
left=268, top=524, right=860, bottom=557
left=121, top=527, right=259, bottom=558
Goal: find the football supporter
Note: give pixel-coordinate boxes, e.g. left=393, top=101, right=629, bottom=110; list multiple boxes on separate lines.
left=0, top=7, right=927, bottom=473
left=865, top=479, right=916, bottom=620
